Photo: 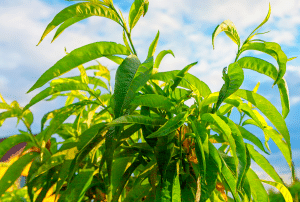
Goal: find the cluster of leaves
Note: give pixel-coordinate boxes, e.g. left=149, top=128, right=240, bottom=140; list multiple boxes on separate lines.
left=0, top=0, right=296, bottom=201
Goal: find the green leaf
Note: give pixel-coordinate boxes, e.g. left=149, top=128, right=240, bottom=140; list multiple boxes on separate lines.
left=86, top=62, right=111, bottom=82
left=58, top=168, right=95, bottom=202
left=155, top=160, right=181, bottom=201
left=38, top=101, right=93, bottom=142
left=189, top=116, right=207, bottom=178
left=147, top=30, right=160, bottom=59
left=128, top=0, right=147, bottom=31
left=264, top=127, right=292, bottom=171
left=238, top=42, right=288, bottom=85
left=201, top=113, right=239, bottom=171
left=261, top=180, right=293, bottom=202
left=123, top=30, right=132, bottom=53
left=219, top=116, right=247, bottom=189
left=51, top=16, right=89, bottom=43
left=234, top=89, right=291, bottom=156
left=237, top=56, right=289, bottom=118
left=212, top=19, right=240, bottom=49
left=66, top=76, right=108, bottom=89
left=153, top=50, right=175, bottom=74
left=105, top=55, right=125, bottom=65
left=130, top=94, right=174, bottom=110
left=171, top=62, right=198, bottom=91
left=214, top=62, right=244, bottom=112
left=246, top=144, right=283, bottom=183
left=28, top=42, right=129, bottom=93
left=246, top=168, right=269, bottom=202
left=114, top=56, right=153, bottom=118
left=236, top=125, right=269, bottom=154
left=112, top=158, right=142, bottom=202
left=0, top=133, right=36, bottom=160
left=0, top=152, right=39, bottom=196
left=200, top=156, right=219, bottom=202
left=111, top=157, right=133, bottom=195
left=246, top=3, right=271, bottom=42
left=208, top=141, right=222, bottom=172
left=220, top=155, right=241, bottom=202
left=25, top=80, right=90, bottom=110
left=151, top=70, right=211, bottom=98
left=37, top=2, right=120, bottom=45
left=147, top=112, right=188, bottom=138
left=109, top=114, right=166, bottom=127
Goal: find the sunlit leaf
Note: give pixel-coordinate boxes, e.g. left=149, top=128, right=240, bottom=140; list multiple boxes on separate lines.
left=130, top=94, right=174, bottom=110
left=171, top=62, right=198, bottom=91
left=237, top=56, right=289, bottom=118
left=212, top=19, right=240, bottom=49
left=261, top=180, right=293, bottom=202
left=58, top=168, right=95, bottom=202
left=114, top=56, right=153, bottom=118
left=128, top=0, right=147, bottom=31
left=147, top=112, right=188, bottom=138
left=151, top=70, right=211, bottom=98
left=147, top=30, right=159, bottom=59
left=214, top=62, right=244, bottom=112
left=38, top=2, right=120, bottom=45
left=247, top=144, right=283, bottom=183
left=246, top=168, right=269, bottom=202
left=52, top=16, right=89, bottom=43
left=153, top=50, right=175, bottom=74
left=28, top=42, right=129, bottom=93
left=234, top=89, right=291, bottom=156
left=238, top=42, right=287, bottom=85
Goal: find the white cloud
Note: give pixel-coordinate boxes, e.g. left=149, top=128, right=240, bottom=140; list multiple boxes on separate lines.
left=290, top=96, right=300, bottom=106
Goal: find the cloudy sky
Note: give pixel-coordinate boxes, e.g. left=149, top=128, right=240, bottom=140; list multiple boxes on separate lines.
left=0, top=0, right=300, bottom=187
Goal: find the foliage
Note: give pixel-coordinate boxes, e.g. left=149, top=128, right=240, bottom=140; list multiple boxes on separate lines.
left=268, top=178, right=300, bottom=202
left=0, top=0, right=296, bottom=201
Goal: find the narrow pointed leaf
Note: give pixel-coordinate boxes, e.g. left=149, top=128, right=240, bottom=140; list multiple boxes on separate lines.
left=28, top=42, right=129, bottom=93
left=109, top=114, right=166, bottom=127
left=264, top=127, right=292, bottom=170
left=26, top=80, right=90, bottom=110
left=212, top=19, right=240, bottom=49
left=201, top=113, right=239, bottom=170
left=220, top=155, right=241, bottom=202
left=151, top=70, right=211, bottom=97
left=114, top=56, right=153, bottom=118
left=261, top=180, right=293, bottom=202
left=52, top=16, right=89, bottom=43
left=58, top=168, right=95, bottom=202
left=86, top=62, right=111, bottom=82
left=246, top=3, right=271, bottom=41
left=171, top=62, right=198, bottom=91
left=147, top=112, right=188, bottom=138
left=220, top=116, right=247, bottom=189
left=214, top=62, right=244, bottom=112
left=147, top=30, right=160, bottom=59
left=128, top=0, right=146, bottom=31
left=153, top=50, right=175, bottom=74
left=237, top=56, right=289, bottom=118
left=246, top=169, right=269, bottom=202
left=236, top=125, right=269, bottom=154
left=247, top=144, right=283, bottom=183
left=38, top=2, right=120, bottom=45
left=238, top=42, right=287, bottom=85
left=234, top=89, right=291, bottom=155
left=130, top=94, right=174, bottom=110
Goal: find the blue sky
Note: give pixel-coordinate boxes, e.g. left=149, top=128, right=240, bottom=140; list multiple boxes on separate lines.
left=0, top=0, right=300, bottom=186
